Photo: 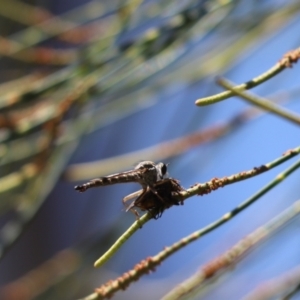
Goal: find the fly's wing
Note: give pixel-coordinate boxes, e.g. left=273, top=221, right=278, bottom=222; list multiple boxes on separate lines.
left=122, top=189, right=144, bottom=212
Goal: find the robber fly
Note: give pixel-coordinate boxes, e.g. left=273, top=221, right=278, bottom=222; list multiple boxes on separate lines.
left=75, top=161, right=168, bottom=204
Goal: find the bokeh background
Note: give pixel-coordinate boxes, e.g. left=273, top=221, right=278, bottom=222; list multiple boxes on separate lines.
left=0, top=0, right=300, bottom=299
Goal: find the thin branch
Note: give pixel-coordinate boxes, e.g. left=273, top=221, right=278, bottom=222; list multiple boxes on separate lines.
left=281, top=283, right=300, bottom=300
left=217, top=77, right=300, bottom=126
left=195, top=48, right=300, bottom=106
left=243, top=266, right=300, bottom=300
left=92, top=145, right=300, bottom=269
left=162, top=200, right=300, bottom=300
left=178, top=146, right=300, bottom=200
left=84, top=159, right=300, bottom=299
left=93, top=213, right=151, bottom=268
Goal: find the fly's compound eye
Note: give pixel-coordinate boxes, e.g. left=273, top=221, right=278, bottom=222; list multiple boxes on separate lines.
left=156, top=162, right=168, bottom=179
left=161, top=163, right=167, bottom=176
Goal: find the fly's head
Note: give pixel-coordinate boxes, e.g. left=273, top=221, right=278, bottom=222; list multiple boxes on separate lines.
left=134, top=161, right=168, bottom=187
left=155, top=162, right=168, bottom=180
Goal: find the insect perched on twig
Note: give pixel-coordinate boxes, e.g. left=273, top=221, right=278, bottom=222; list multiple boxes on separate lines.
left=123, top=178, right=185, bottom=219
left=75, top=160, right=167, bottom=192
left=75, top=161, right=175, bottom=217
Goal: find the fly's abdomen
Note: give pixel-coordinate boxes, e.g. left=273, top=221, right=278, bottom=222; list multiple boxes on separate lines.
left=74, top=171, right=141, bottom=192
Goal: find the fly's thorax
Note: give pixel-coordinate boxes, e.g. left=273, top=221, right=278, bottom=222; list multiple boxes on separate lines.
left=140, top=171, right=158, bottom=187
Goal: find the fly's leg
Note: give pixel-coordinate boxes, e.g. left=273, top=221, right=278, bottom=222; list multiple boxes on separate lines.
left=131, top=208, right=140, bottom=219
left=122, top=189, right=144, bottom=212
left=122, top=189, right=143, bottom=206
left=131, top=208, right=143, bottom=228
left=122, top=192, right=143, bottom=227
left=122, top=189, right=147, bottom=227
